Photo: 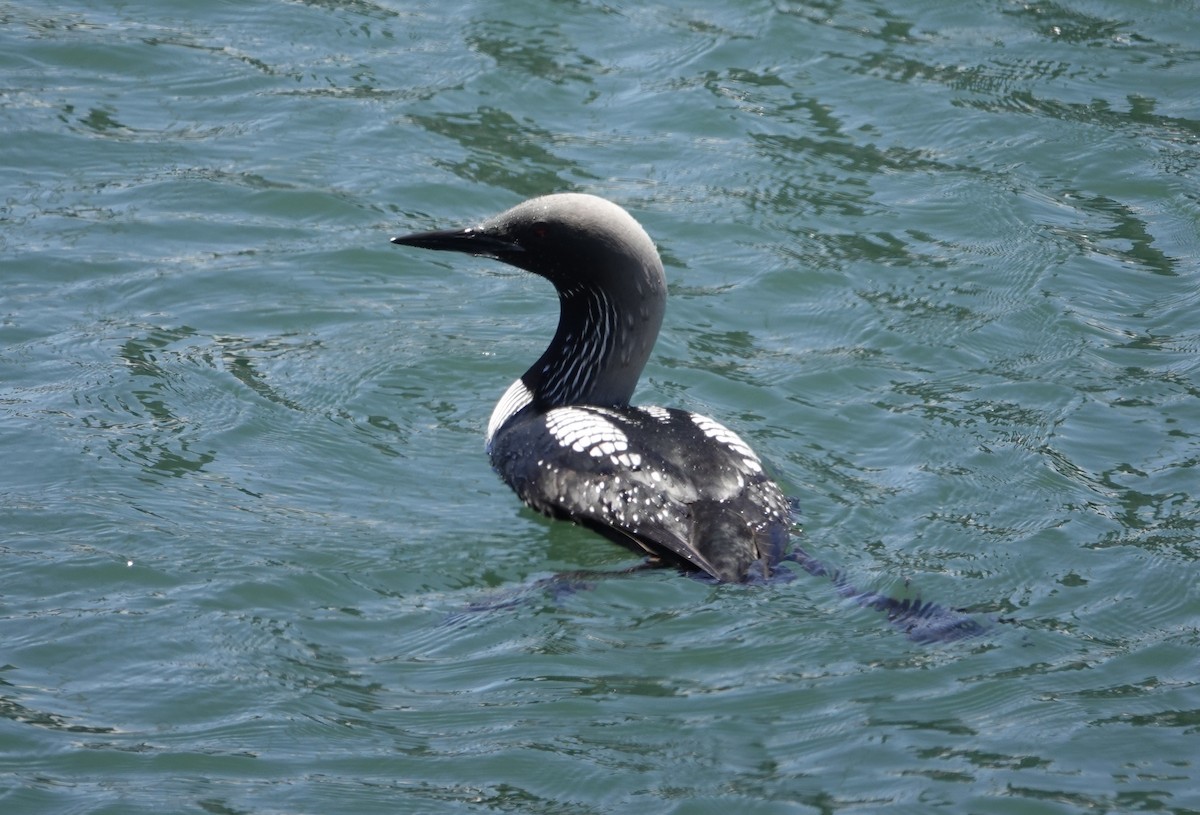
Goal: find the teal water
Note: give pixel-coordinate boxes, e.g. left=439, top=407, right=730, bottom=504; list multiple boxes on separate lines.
left=3, top=0, right=1198, bottom=812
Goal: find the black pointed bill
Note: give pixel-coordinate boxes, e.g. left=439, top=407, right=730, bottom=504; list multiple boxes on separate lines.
left=390, top=226, right=522, bottom=258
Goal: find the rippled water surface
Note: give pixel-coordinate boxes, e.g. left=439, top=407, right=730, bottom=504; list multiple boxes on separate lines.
left=3, top=0, right=1199, bottom=812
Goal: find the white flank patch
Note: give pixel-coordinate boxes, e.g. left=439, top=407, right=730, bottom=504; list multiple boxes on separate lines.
left=487, top=378, right=534, bottom=445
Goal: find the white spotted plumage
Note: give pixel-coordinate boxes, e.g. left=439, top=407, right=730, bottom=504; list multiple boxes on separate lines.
left=544, top=406, right=642, bottom=469
left=690, top=413, right=763, bottom=474
left=637, top=405, right=672, bottom=423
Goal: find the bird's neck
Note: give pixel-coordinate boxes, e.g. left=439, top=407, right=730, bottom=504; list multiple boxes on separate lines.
left=523, top=282, right=663, bottom=410
left=484, top=263, right=667, bottom=447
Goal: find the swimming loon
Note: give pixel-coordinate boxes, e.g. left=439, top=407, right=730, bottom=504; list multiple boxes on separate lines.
left=393, top=193, right=789, bottom=583
left=392, top=193, right=987, bottom=640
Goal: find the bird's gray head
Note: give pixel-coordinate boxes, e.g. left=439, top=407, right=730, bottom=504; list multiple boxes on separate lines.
left=391, top=193, right=665, bottom=297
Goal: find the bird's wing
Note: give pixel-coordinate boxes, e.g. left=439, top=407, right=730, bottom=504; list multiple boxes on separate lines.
left=488, top=405, right=789, bottom=582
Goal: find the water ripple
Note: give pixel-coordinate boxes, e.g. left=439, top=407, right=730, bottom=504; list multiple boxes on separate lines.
left=4, top=0, right=1200, bottom=812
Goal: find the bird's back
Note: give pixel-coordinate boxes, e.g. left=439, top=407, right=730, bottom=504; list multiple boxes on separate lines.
left=488, top=402, right=793, bottom=583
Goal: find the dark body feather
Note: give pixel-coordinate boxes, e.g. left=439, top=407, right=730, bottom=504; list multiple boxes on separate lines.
left=489, top=403, right=791, bottom=583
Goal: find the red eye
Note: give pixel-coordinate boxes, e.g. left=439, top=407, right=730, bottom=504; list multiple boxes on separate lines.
left=532, top=224, right=549, bottom=240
